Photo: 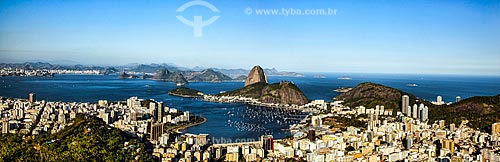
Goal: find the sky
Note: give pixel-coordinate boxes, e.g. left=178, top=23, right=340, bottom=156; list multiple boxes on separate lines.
left=0, top=0, right=499, bottom=75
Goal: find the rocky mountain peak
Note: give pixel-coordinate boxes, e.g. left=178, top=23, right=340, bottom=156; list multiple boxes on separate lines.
left=244, top=65, right=268, bottom=87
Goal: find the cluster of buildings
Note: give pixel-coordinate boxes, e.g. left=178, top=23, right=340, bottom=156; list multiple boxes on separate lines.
left=401, top=95, right=429, bottom=122
left=431, top=95, right=462, bottom=106
left=203, top=95, right=322, bottom=112
left=0, top=68, right=54, bottom=77
left=0, top=94, right=197, bottom=154
left=3, top=91, right=500, bottom=162
left=150, top=97, right=500, bottom=162
left=0, top=67, right=105, bottom=77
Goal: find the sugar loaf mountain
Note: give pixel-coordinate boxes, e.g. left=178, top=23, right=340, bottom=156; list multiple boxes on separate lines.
left=337, top=82, right=500, bottom=132
left=169, top=65, right=310, bottom=106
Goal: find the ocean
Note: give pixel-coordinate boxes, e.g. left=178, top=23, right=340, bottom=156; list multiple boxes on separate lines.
left=1, top=73, right=499, bottom=140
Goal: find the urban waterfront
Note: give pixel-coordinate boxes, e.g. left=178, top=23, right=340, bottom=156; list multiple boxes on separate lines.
left=1, top=74, right=499, bottom=140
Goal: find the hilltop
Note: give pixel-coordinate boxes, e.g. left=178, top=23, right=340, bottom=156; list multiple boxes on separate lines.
left=430, top=95, right=500, bottom=131
left=336, top=82, right=425, bottom=113
left=336, top=82, right=500, bottom=132
left=0, top=114, right=155, bottom=161
left=219, top=81, right=310, bottom=105
left=217, top=65, right=309, bottom=106
left=244, top=66, right=268, bottom=86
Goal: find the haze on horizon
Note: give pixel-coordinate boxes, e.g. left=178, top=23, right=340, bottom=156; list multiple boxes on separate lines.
left=0, top=0, right=499, bottom=75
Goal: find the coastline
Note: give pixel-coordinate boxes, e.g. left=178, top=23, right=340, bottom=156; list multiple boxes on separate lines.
left=202, top=95, right=318, bottom=112
left=170, top=116, right=207, bottom=133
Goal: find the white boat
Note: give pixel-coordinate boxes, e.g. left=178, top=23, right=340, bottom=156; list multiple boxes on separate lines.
left=407, top=83, right=418, bottom=87
left=337, top=76, right=352, bottom=80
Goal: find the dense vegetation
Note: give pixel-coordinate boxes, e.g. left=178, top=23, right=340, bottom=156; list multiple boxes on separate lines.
left=168, top=87, right=204, bottom=97
left=219, top=82, right=267, bottom=98
left=429, top=95, right=500, bottom=132
left=0, top=114, right=156, bottom=162
left=323, top=115, right=367, bottom=132
left=339, top=82, right=500, bottom=133
left=336, top=82, right=427, bottom=115
left=218, top=81, right=310, bottom=105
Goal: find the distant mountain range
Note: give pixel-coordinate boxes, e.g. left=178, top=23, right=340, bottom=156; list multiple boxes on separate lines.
left=0, top=62, right=303, bottom=82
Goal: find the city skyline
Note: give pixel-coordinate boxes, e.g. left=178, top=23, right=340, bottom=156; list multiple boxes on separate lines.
left=1, top=0, right=499, bottom=75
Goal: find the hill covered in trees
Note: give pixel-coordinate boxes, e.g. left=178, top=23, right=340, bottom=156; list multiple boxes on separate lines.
left=0, top=114, right=156, bottom=162
left=337, top=82, right=500, bottom=133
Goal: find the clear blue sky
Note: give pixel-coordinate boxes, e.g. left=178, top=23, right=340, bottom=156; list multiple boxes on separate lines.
left=0, top=0, right=499, bottom=75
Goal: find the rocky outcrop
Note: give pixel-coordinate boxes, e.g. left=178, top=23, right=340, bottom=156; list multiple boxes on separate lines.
left=153, top=68, right=188, bottom=84
left=219, top=66, right=309, bottom=105
left=219, top=81, right=309, bottom=105
left=244, top=65, right=268, bottom=86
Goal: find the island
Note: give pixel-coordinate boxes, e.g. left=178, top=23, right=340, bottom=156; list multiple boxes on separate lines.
left=168, top=87, right=204, bottom=98
left=334, top=87, right=353, bottom=93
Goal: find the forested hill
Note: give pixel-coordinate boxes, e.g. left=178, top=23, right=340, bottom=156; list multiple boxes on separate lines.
left=0, top=114, right=156, bottom=162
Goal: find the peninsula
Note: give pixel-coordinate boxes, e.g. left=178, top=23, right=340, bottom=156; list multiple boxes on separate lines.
left=169, top=65, right=310, bottom=107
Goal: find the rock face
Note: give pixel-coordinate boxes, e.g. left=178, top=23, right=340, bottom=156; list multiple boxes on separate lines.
left=244, top=65, right=268, bottom=87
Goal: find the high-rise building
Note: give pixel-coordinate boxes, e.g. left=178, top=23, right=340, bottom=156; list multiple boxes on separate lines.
left=406, top=136, right=413, bottom=149
left=58, top=112, right=66, bottom=124
left=402, top=95, right=410, bottom=114
left=407, top=105, right=412, bottom=117
left=368, top=114, right=374, bottom=131
left=127, top=96, right=140, bottom=108
left=456, top=96, right=461, bottom=103
left=308, top=129, right=316, bottom=141
left=450, top=123, right=456, bottom=132
left=311, top=115, right=322, bottom=127
left=442, top=139, right=455, bottom=154
left=437, top=96, right=443, bottom=105
left=2, top=120, right=9, bottom=134
left=492, top=123, right=500, bottom=136
left=195, top=134, right=208, bottom=146
left=261, top=135, right=274, bottom=152
left=418, top=106, right=423, bottom=121
left=412, top=104, right=418, bottom=119
left=150, top=122, right=165, bottom=142
left=150, top=101, right=161, bottom=123
left=421, top=106, right=428, bottom=122
left=157, top=103, right=164, bottom=123
left=184, top=111, right=190, bottom=121
left=98, top=100, right=108, bottom=107
left=29, top=92, right=36, bottom=103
